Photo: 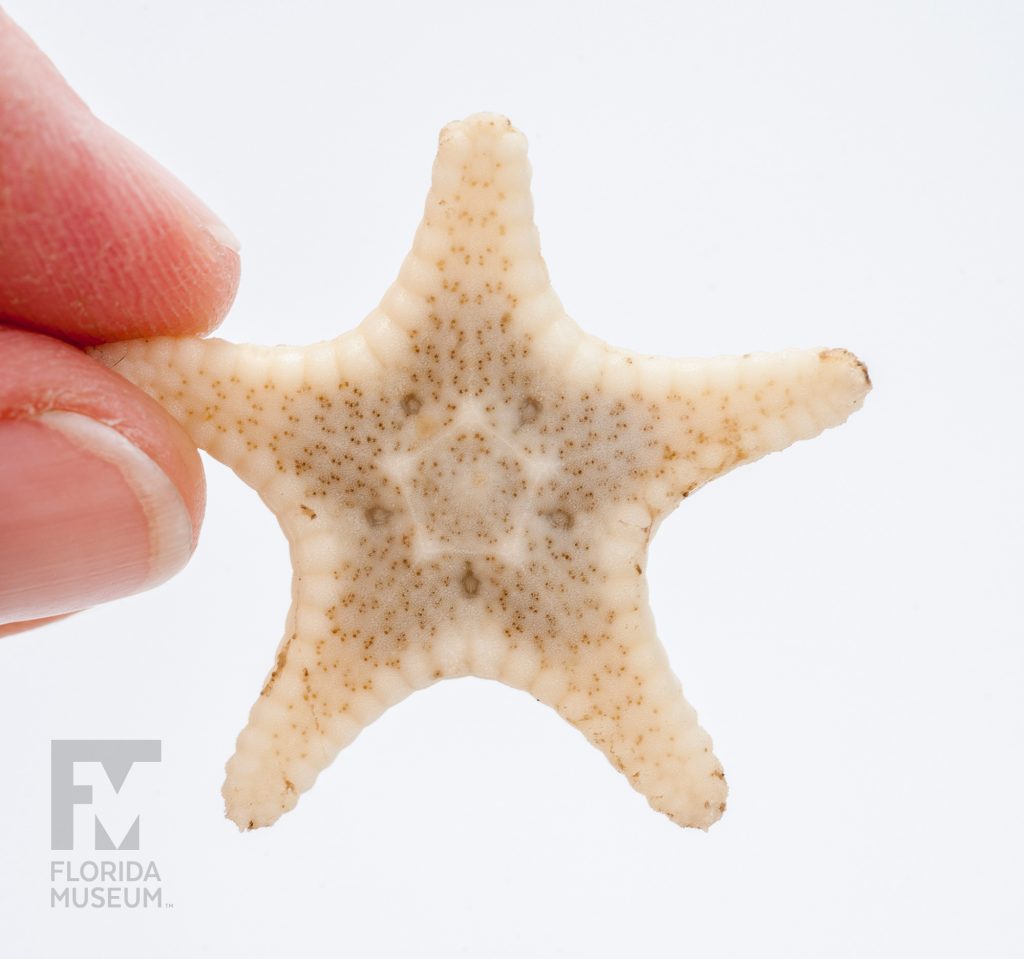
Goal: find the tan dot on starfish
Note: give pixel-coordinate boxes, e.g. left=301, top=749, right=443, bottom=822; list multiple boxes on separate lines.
left=90, top=113, right=870, bottom=831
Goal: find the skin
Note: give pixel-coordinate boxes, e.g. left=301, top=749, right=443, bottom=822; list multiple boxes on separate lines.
left=0, top=10, right=239, bottom=633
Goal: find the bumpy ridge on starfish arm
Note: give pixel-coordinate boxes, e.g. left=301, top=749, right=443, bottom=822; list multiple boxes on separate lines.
left=91, top=113, right=869, bottom=831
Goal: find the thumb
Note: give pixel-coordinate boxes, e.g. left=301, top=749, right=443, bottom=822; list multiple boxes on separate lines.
left=0, top=327, right=204, bottom=629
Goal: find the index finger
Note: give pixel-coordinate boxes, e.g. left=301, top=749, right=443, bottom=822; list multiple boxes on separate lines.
left=0, top=11, right=240, bottom=345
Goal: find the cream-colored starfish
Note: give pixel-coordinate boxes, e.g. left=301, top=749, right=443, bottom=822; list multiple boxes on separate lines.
left=91, top=114, right=870, bottom=831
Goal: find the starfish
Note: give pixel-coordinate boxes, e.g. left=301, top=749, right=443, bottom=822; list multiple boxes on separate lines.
left=91, top=114, right=870, bottom=831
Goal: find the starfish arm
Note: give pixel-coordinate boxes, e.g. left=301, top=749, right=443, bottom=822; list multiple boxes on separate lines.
left=358, top=113, right=583, bottom=370
left=548, top=610, right=727, bottom=830
left=89, top=332, right=381, bottom=490
left=483, top=579, right=727, bottom=829
left=605, top=346, right=871, bottom=511
left=222, top=523, right=425, bottom=830
left=222, top=606, right=416, bottom=831
left=450, top=507, right=726, bottom=830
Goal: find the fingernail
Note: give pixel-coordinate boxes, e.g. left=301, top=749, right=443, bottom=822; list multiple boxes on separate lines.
left=0, top=411, right=192, bottom=622
left=204, top=217, right=241, bottom=254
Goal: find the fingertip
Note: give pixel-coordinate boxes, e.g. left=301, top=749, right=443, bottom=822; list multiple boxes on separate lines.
left=0, top=10, right=240, bottom=343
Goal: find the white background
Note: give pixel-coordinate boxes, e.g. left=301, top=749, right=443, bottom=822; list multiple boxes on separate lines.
left=1, top=0, right=1022, bottom=955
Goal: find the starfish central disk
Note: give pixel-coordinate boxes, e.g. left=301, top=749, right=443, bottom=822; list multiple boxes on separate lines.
left=90, top=113, right=870, bottom=833
left=397, top=410, right=535, bottom=563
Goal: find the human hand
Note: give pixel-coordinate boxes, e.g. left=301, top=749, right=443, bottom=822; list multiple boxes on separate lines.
left=0, top=11, right=239, bottom=634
